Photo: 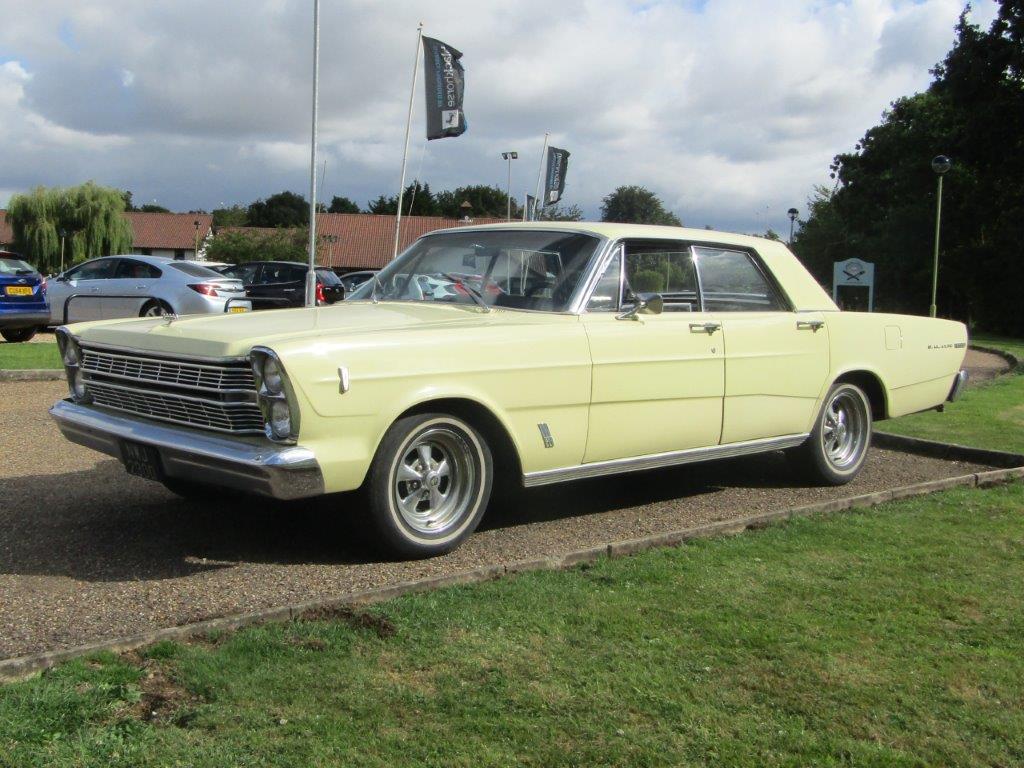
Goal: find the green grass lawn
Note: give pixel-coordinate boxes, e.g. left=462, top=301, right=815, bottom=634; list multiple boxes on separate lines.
left=0, top=341, right=60, bottom=370
left=1, top=483, right=1022, bottom=767
left=882, top=335, right=1024, bottom=454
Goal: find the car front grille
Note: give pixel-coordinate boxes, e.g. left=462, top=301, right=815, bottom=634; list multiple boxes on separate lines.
left=80, top=346, right=264, bottom=435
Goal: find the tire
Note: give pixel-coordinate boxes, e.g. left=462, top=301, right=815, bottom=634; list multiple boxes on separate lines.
left=364, top=412, right=493, bottom=558
left=140, top=300, right=173, bottom=318
left=792, top=382, right=873, bottom=485
left=1, top=327, right=38, bottom=343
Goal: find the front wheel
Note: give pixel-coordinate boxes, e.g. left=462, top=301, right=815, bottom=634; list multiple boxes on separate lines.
left=791, top=382, right=872, bottom=485
left=364, top=413, right=493, bottom=558
left=1, top=327, right=38, bottom=343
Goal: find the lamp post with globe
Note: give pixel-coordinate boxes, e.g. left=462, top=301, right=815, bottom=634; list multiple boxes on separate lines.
left=787, top=207, right=798, bottom=245
left=930, top=155, right=951, bottom=318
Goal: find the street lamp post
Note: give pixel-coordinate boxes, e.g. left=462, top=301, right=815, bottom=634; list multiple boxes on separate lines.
left=501, top=152, right=518, bottom=220
left=787, top=207, right=799, bottom=245
left=58, top=228, right=68, bottom=274
left=193, top=219, right=200, bottom=260
left=930, top=155, right=951, bottom=318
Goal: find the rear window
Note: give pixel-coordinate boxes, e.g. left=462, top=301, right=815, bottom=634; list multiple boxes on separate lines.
left=0, top=258, right=35, bottom=275
left=168, top=262, right=225, bottom=278
left=316, top=269, right=341, bottom=285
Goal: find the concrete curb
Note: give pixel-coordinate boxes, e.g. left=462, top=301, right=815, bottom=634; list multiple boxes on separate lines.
left=2, top=456, right=1021, bottom=683
left=969, top=343, right=1021, bottom=372
left=874, top=431, right=1024, bottom=468
left=0, top=368, right=63, bottom=381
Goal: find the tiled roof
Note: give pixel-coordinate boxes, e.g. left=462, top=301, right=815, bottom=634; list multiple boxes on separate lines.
left=124, top=212, right=214, bottom=250
left=0, top=211, right=12, bottom=247
left=315, top=213, right=506, bottom=269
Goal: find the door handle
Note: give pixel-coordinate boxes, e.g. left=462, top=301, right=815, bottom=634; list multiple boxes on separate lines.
left=689, top=322, right=721, bottom=334
left=135, top=285, right=148, bottom=289
left=90, top=287, right=100, bottom=293
left=797, top=319, right=824, bottom=331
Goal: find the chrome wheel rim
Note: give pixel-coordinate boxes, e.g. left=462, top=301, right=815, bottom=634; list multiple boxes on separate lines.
left=143, top=304, right=167, bottom=317
left=822, top=389, right=868, bottom=470
left=392, top=426, right=476, bottom=535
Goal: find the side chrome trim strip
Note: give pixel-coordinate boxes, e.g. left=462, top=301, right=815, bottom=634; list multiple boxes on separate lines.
left=522, top=433, right=809, bottom=488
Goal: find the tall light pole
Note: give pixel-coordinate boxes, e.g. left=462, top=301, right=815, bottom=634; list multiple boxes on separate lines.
left=930, top=155, right=951, bottom=318
left=58, top=228, right=68, bottom=273
left=501, top=152, right=518, bottom=221
left=305, top=0, right=322, bottom=306
left=787, top=207, right=798, bottom=245
left=193, top=219, right=200, bottom=260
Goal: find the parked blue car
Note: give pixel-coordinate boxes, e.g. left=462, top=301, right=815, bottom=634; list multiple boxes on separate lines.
left=0, top=251, right=49, bottom=342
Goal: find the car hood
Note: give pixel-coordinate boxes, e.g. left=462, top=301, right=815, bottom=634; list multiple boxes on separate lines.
left=67, top=301, right=538, bottom=358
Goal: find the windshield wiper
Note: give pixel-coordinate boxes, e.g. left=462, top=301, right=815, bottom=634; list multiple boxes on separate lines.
left=439, top=272, right=490, bottom=312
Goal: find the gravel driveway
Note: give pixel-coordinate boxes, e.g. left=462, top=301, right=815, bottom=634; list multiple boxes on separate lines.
left=0, top=380, right=997, bottom=660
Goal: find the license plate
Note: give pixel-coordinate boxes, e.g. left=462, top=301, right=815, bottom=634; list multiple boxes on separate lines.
left=229, top=306, right=248, bottom=314
left=120, top=440, right=163, bottom=481
left=4, top=286, right=32, bottom=296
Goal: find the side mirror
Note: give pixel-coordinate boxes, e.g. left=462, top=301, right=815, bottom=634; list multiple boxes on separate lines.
left=617, top=292, right=664, bottom=321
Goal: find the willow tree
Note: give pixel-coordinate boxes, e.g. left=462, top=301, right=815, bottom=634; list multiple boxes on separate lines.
left=7, top=183, right=134, bottom=272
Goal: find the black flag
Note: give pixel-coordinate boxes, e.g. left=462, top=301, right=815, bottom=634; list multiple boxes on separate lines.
left=544, top=147, right=570, bottom=206
left=422, top=37, right=467, bottom=140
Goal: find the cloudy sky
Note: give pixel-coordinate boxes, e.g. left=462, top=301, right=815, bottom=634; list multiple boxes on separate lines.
left=0, top=0, right=998, bottom=234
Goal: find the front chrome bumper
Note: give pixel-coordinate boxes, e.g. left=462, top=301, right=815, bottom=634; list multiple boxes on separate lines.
left=947, top=369, right=969, bottom=402
left=49, top=399, right=324, bottom=500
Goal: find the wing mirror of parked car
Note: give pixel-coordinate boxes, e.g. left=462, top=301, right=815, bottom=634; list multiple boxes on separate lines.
left=617, top=292, right=664, bottom=321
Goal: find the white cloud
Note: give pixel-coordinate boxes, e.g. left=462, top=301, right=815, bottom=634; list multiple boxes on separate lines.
left=0, top=0, right=1002, bottom=231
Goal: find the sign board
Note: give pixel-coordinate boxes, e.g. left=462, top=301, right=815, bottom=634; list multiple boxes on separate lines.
left=833, top=258, right=875, bottom=312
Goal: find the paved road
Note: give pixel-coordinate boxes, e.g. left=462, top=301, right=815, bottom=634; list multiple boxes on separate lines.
left=0, top=380, right=995, bottom=660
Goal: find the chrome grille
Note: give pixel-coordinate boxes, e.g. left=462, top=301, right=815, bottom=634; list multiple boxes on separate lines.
left=81, top=348, right=255, bottom=392
left=80, top=346, right=263, bottom=435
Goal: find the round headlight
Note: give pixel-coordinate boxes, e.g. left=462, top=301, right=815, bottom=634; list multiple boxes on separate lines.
left=269, top=399, right=292, bottom=439
left=72, top=368, right=88, bottom=399
left=263, top=357, right=284, bottom=395
left=62, top=339, right=81, bottom=367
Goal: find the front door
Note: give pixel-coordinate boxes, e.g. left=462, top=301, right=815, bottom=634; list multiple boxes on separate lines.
left=692, top=246, right=830, bottom=443
left=51, top=258, right=117, bottom=323
left=581, top=242, right=725, bottom=463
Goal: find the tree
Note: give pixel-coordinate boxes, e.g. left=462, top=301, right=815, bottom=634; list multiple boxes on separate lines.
left=138, top=203, right=170, bottom=213
left=538, top=203, right=584, bottom=222
left=7, top=182, right=133, bottom=272
left=600, top=186, right=681, bottom=226
left=792, top=1, right=1024, bottom=333
left=212, top=205, right=249, bottom=228
left=328, top=195, right=360, bottom=214
left=204, top=228, right=307, bottom=264
left=366, top=183, right=440, bottom=216
left=247, top=191, right=310, bottom=228
left=436, top=185, right=518, bottom=219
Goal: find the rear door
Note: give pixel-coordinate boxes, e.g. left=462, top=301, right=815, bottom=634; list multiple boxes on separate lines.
left=693, top=245, right=829, bottom=443
left=250, top=263, right=306, bottom=308
left=104, top=258, right=164, bottom=318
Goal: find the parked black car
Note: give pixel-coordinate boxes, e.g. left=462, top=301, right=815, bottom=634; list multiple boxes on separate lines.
left=338, top=270, right=379, bottom=294
left=217, top=261, right=345, bottom=310
left=0, top=252, right=48, bottom=342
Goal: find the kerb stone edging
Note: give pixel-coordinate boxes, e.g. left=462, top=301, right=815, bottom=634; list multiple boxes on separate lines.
left=2, top=458, right=1021, bottom=683
left=0, top=369, right=63, bottom=382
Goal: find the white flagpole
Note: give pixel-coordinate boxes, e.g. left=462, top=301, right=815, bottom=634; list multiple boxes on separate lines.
left=532, top=131, right=549, bottom=222
left=305, top=0, right=321, bottom=307
left=393, top=23, right=424, bottom=261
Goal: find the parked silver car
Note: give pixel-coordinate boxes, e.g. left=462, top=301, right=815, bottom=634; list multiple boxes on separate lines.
left=47, top=255, right=250, bottom=325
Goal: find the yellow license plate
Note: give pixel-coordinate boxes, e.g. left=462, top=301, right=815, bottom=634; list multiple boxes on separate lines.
left=4, top=286, right=32, bottom=296
left=229, top=306, right=248, bottom=314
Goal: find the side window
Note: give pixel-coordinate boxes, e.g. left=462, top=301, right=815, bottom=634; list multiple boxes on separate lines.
left=71, top=259, right=116, bottom=280
left=694, top=247, right=785, bottom=312
left=114, top=259, right=162, bottom=279
left=624, top=244, right=698, bottom=312
left=223, top=263, right=259, bottom=283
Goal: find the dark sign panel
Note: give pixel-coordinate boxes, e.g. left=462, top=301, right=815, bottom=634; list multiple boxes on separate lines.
left=422, top=36, right=467, bottom=140
left=544, top=147, right=570, bottom=205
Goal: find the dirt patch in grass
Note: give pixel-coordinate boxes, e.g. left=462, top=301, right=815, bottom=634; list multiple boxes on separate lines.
left=122, top=651, right=200, bottom=724
left=295, top=605, right=397, bottom=639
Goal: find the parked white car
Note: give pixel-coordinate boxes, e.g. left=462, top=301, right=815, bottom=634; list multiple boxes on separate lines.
left=47, top=255, right=250, bottom=325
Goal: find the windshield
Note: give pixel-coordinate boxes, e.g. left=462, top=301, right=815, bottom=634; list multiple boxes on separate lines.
left=0, top=258, right=35, bottom=275
left=348, top=230, right=602, bottom=312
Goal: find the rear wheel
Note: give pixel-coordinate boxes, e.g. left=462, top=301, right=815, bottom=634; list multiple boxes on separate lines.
left=140, top=300, right=173, bottom=317
left=792, top=382, right=872, bottom=485
left=364, top=412, right=493, bottom=558
left=1, top=327, right=38, bottom=343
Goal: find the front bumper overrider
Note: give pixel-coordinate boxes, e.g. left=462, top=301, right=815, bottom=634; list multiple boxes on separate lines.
left=49, top=399, right=324, bottom=500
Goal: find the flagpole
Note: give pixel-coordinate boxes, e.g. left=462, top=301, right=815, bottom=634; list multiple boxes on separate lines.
left=393, top=23, right=424, bottom=261
left=305, top=0, right=321, bottom=307
left=522, top=193, right=527, bottom=222
left=532, top=131, right=549, bottom=221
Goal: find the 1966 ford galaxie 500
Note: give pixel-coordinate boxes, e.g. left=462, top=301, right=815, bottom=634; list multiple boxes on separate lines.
left=50, top=223, right=968, bottom=557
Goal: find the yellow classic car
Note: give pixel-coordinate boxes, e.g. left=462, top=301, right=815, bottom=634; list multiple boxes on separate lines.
left=51, top=223, right=969, bottom=557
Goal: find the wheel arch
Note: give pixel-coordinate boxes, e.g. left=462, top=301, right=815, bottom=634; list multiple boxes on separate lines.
left=832, top=368, right=889, bottom=421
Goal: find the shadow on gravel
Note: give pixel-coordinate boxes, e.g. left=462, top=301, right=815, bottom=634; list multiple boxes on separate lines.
left=0, top=451, right=805, bottom=583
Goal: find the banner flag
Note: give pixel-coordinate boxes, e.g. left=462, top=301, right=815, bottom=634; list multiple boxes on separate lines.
left=544, top=147, right=570, bottom=205
left=422, top=37, right=467, bottom=140
left=525, top=194, right=537, bottom=221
